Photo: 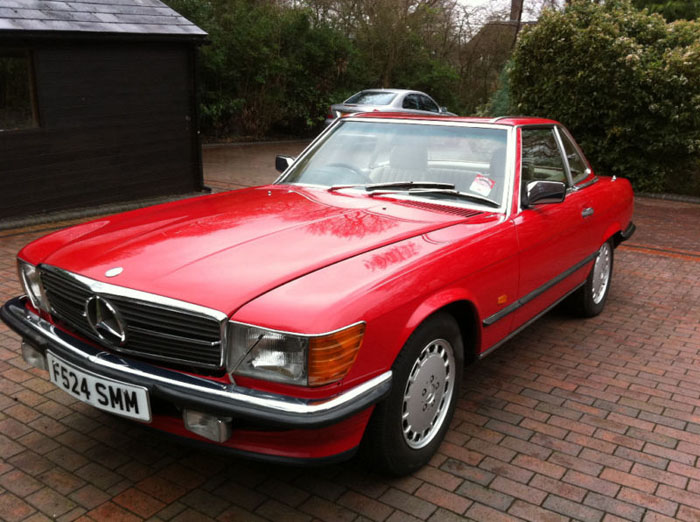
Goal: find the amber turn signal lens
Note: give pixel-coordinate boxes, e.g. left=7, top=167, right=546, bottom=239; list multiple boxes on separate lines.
left=308, top=323, right=365, bottom=386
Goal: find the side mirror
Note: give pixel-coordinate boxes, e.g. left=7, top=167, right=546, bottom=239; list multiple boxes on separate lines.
left=275, top=155, right=295, bottom=173
left=523, top=180, right=566, bottom=207
left=439, top=106, right=449, bottom=113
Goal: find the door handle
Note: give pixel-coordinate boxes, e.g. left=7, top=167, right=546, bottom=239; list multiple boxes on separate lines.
left=582, top=207, right=594, bottom=218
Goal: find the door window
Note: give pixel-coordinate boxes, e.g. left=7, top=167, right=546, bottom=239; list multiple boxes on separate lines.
left=419, top=95, right=440, bottom=113
left=521, top=128, right=567, bottom=184
left=558, top=129, right=589, bottom=184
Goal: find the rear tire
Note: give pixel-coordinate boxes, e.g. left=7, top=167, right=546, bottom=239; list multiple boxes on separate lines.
left=362, top=313, right=463, bottom=476
left=569, top=240, right=614, bottom=317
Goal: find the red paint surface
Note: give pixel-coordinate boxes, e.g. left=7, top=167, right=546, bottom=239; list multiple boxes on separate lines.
left=16, top=116, right=634, bottom=460
left=150, top=408, right=373, bottom=459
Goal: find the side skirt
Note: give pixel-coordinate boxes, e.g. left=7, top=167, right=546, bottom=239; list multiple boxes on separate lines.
left=477, top=282, right=584, bottom=360
left=483, top=251, right=597, bottom=327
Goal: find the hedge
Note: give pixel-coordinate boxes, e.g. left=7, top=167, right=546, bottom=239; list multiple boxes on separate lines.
left=508, top=0, right=700, bottom=195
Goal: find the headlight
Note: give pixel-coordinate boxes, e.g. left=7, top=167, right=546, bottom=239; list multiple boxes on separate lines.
left=228, top=322, right=365, bottom=386
left=17, top=259, right=50, bottom=312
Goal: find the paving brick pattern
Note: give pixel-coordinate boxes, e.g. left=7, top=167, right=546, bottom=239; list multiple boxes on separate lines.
left=0, top=144, right=699, bottom=520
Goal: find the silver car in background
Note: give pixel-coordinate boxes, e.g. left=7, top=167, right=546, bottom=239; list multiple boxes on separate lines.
left=324, top=88, right=455, bottom=126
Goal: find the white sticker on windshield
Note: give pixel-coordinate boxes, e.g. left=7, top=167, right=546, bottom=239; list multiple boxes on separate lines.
left=470, top=174, right=495, bottom=196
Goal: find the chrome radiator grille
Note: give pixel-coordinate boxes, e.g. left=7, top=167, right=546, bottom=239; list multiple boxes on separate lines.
left=40, top=266, right=225, bottom=369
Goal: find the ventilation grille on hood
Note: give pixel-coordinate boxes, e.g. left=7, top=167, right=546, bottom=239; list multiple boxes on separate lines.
left=395, top=200, right=483, bottom=218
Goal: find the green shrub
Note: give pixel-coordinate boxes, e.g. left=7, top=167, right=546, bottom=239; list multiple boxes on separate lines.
left=164, top=0, right=470, bottom=138
left=165, top=0, right=353, bottom=138
left=481, top=65, right=511, bottom=117
left=632, top=0, right=700, bottom=21
left=509, top=0, right=700, bottom=194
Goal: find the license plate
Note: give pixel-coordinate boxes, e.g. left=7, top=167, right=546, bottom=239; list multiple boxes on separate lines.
left=47, top=351, right=151, bottom=422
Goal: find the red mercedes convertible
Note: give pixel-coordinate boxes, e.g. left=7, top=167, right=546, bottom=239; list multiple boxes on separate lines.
left=2, top=114, right=634, bottom=475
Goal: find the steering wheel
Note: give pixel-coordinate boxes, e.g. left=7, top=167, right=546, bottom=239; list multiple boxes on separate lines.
left=326, top=163, right=371, bottom=183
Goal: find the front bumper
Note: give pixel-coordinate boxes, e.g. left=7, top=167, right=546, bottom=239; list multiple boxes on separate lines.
left=1, top=296, right=392, bottom=430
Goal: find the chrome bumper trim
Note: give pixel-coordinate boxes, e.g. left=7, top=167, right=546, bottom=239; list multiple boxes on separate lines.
left=2, top=297, right=391, bottom=428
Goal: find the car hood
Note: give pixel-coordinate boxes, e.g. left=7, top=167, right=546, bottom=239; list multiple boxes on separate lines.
left=32, top=186, right=471, bottom=315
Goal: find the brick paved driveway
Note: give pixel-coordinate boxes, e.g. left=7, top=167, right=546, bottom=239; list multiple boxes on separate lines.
left=1, top=143, right=699, bottom=521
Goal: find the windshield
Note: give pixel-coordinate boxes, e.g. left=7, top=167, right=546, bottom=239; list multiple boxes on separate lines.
left=345, top=91, right=397, bottom=105
left=280, top=120, right=510, bottom=209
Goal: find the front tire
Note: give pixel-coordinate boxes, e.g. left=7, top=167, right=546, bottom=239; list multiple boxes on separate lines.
left=570, top=240, right=614, bottom=317
left=362, top=313, right=463, bottom=476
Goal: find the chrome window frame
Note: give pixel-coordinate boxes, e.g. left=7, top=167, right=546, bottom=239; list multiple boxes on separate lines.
left=556, top=125, right=598, bottom=190
left=552, top=126, right=575, bottom=187
left=519, top=124, right=570, bottom=185
left=517, top=124, right=573, bottom=213
left=274, top=116, right=517, bottom=217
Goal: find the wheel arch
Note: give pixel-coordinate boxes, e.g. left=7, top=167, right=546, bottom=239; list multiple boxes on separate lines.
left=440, top=301, right=480, bottom=363
left=404, top=296, right=481, bottom=364
left=603, top=222, right=623, bottom=248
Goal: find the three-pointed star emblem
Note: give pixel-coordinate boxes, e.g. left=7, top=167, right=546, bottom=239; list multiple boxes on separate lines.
left=85, top=295, right=126, bottom=345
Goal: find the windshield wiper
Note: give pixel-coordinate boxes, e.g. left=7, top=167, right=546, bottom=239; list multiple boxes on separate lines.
left=406, top=188, right=500, bottom=208
left=328, top=181, right=499, bottom=207
left=365, top=181, right=456, bottom=192
left=328, top=181, right=456, bottom=193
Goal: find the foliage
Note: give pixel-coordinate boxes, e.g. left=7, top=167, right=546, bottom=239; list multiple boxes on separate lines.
left=632, top=0, right=700, bottom=21
left=316, top=0, right=464, bottom=109
left=482, top=64, right=511, bottom=117
left=165, top=0, right=353, bottom=137
left=164, top=0, right=499, bottom=138
left=508, top=0, right=700, bottom=194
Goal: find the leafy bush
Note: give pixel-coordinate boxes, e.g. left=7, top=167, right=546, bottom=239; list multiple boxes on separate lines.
left=164, top=0, right=472, bottom=139
left=632, top=0, right=700, bottom=21
left=166, top=0, right=353, bottom=138
left=508, top=0, right=700, bottom=194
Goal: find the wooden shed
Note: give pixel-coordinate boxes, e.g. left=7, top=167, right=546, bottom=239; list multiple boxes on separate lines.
left=0, top=0, right=207, bottom=220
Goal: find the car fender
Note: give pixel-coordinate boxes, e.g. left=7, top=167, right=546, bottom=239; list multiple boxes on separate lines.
left=602, top=222, right=623, bottom=246
left=600, top=177, right=634, bottom=246
left=400, top=287, right=481, bottom=353
left=231, top=230, right=502, bottom=389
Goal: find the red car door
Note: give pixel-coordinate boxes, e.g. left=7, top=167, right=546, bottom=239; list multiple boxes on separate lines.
left=558, top=126, right=610, bottom=256
left=507, top=126, right=596, bottom=332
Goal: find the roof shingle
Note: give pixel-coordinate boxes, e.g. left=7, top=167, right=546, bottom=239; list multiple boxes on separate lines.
left=0, top=0, right=206, bottom=38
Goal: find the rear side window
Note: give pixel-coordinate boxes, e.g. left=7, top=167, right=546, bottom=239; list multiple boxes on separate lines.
left=345, top=91, right=397, bottom=105
left=402, top=94, right=420, bottom=110
left=558, top=129, right=589, bottom=184
left=521, top=128, right=567, bottom=184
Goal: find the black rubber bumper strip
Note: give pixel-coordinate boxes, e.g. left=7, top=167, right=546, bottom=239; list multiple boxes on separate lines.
left=620, top=221, right=636, bottom=242
left=483, top=251, right=598, bottom=327
left=0, top=297, right=391, bottom=430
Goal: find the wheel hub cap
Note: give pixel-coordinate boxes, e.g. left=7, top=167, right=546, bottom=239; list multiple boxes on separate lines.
left=402, top=339, right=455, bottom=449
left=592, top=242, right=611, bottom=304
